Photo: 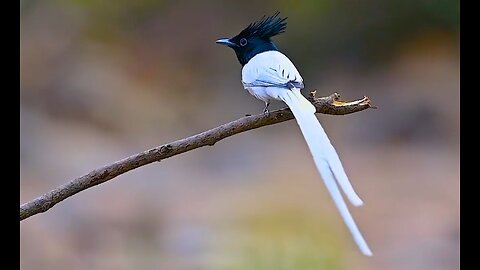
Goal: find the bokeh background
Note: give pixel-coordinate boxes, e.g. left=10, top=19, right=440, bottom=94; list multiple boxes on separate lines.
left=20, top=1, right=459, bottom=269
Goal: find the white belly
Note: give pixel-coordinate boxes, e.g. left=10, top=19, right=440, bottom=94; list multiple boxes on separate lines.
left=245, top=86, right=288, bottom=103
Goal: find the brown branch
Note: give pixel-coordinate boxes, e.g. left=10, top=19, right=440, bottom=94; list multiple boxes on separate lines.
left=20, top=91, right=375, bottom=221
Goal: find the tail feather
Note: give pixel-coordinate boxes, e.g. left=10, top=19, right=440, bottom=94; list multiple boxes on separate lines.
left=279, top=89, right=372, bottom=256
left=282, top=90, right=363, bottom=205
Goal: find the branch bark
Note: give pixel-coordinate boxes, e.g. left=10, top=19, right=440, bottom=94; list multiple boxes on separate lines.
left=20, top=91, right=375, bottom=221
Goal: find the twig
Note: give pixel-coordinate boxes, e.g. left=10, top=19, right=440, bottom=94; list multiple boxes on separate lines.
left=20, top=91, right=375, bottom=221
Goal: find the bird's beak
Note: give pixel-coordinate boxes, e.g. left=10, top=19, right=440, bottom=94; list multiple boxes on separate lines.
left=215, top=38, right=239, bottom=47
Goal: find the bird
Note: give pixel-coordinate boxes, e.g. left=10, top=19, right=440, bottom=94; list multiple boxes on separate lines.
left=215, top=12, right=372, bottom=256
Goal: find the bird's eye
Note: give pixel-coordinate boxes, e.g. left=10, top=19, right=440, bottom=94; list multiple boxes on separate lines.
left=239, top=38, right=248, bottom=46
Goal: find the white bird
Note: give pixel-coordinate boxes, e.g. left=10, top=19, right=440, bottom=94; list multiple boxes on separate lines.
left=216, top=12, right=372, bottom=256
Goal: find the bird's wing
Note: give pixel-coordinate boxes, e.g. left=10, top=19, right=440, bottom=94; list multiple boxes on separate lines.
left=242, top=51, right=304, bottom=89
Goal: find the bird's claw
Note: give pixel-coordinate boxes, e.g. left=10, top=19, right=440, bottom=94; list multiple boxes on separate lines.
left=263, top=102, right=270, bottom=114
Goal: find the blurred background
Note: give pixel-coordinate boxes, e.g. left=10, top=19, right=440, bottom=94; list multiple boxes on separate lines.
left=20, top=0, right=459, bottom=269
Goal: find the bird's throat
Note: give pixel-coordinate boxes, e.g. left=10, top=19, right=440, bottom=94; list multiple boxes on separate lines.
left=236, top=42, right=278, bottom=66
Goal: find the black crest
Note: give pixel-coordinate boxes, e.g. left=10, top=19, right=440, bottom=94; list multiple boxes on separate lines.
left=238, top=12, right=287, bottom=40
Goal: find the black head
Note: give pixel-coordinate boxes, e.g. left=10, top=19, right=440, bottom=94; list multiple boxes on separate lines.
left=216, top=12, right=287, bottom=66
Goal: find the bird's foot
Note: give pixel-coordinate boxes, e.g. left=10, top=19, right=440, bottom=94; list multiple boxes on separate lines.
left=263, top=102, right=270, bottom=114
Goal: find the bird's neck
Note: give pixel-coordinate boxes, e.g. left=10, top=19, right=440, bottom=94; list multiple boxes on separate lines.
left=237, top=42, right=278, bottom=66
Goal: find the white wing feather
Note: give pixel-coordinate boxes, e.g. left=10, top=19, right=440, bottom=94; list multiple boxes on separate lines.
left=242, top=51, right=303, bottom=88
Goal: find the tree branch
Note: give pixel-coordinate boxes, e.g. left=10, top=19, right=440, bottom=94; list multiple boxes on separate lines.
left=20, top=91, right=375, bottom=221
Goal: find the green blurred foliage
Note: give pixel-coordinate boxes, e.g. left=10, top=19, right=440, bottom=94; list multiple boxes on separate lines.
left=278, top=0, right=459, bottom=68
left=22, top=0, right=459, bottom=69
left=228, top=210, right=343, bottom=270
left=30, top=0, right=459, bottom=68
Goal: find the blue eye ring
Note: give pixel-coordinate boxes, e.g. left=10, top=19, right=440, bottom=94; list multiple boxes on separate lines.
left=240, top=38, right=247, bottom=46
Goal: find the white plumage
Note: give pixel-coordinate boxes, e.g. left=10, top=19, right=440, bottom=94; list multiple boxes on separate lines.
left=242, top=51, right=372, bottom=256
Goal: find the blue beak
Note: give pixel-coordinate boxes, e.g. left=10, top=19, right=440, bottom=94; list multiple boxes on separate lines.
left=215, top=38, right=239, bottom=47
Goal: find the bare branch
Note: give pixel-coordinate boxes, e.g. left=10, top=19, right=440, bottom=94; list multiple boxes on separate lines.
left=20, top=92, right=375, bottom=221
